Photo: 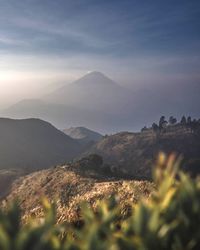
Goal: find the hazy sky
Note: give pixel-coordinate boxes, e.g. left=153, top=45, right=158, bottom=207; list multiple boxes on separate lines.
left=0, top=0, right=200, bottom=107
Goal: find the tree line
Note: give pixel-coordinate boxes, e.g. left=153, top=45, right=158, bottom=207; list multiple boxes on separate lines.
left=141, top=115, right=200, bottom=132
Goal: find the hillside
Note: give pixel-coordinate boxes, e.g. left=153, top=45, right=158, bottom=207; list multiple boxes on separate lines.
left=0, top=169, right=23, bottom=199
left=1, top=161, right=153, bottom=223
left=0, top=118, right=82, bottom=170
left=83, top=124, right=200, bottom=178
left=63, top=126, right=102, bottom=144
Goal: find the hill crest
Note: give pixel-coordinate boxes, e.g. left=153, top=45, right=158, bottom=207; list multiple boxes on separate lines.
left=0, top=118, right=82, bottom=170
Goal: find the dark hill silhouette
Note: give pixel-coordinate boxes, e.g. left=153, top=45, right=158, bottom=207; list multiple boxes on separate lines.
left=0, top=118, right=82, bottom=170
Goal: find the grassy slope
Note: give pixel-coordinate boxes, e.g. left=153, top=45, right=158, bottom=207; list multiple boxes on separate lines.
left=1, top=165, right=154, bottom=223
left=85, top=125, right=200, bottom=177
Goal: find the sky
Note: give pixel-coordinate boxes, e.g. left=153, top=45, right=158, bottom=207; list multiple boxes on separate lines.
left=0, top=0, right=200, bottom=107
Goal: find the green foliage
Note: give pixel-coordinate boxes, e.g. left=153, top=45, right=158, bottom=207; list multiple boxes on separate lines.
left=0, top=153, right=200, bottom=249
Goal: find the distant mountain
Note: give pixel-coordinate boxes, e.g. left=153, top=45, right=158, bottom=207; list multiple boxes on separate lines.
left=45, top=71, right=134, bottom=113
left=2, top=71, right=200, bottom=133
left=83, top=123, right=200, bottom=178
left=1, top=72, right=135, bottom=132
left=63, top=126, right=102, bottom=144
left=2, top=99, right=116, bottom=133
left=0, top=118, right=82, bottom=170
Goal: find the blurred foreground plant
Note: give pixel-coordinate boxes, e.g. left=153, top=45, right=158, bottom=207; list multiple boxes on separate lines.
left=0, top=153, right=199, bottom=250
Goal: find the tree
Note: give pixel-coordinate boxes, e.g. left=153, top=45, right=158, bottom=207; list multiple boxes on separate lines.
left=180, top=116, right=186, bottom=124
left=77, top=154, right=103, bottom=169
left=190, top=119, right=199, bottom=133
left=159, top=116, right=167, bottom=129
left=152, top=123, right=159, bottom=132
left=169, top=116, right=177, bottom=125
left=141, top=126, right=148, bottom=132
left=173, top=118, right=177, bottom=124
left=187, top=116, right=192, bottom=123
left=87, top=154, right=103, bottom=167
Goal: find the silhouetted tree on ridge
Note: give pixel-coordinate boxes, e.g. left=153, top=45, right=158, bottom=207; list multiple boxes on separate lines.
left=152, top=123, right=159, bottom=132
left=181, top=116, right=187, bottom=124
left=169, top=116, right=177, bottom=125
left=187, top=116, right=192, bottom=124
left=159, top=116, right=168, bottom=130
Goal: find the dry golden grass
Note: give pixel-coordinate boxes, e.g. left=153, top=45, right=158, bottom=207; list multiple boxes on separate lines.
left=2, top=165, right=154, bottom=224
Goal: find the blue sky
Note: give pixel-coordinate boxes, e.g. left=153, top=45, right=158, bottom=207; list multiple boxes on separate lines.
left=0, top=0, right=199, bottom=56
left=0, top=0, right=200, bottom=105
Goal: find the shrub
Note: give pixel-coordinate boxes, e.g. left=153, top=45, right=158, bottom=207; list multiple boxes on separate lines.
left=0, top=153, right=200, bottom=249
left=76, top=154, right=103, bottom=169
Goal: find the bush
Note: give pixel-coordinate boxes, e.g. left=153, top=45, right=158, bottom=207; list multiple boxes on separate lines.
left=76, top=154, right=103, bottom=169
left=0, top=153, right=200, bottom=249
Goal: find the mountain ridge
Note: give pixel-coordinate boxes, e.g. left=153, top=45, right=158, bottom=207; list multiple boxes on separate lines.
left=0, top=118, right=82, bottom=170
left=82, top=123, right=200, bottom=178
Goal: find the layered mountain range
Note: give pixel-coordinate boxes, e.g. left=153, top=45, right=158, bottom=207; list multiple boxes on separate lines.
left=0, top=117, right=199, bottom=216
left=0, top=117, right=199, bottom=177
left=2, top=72, right=134, bottom=132
left=0, top=71, right=199, bottom=213
left=2, top=71, right=199, bottom=133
